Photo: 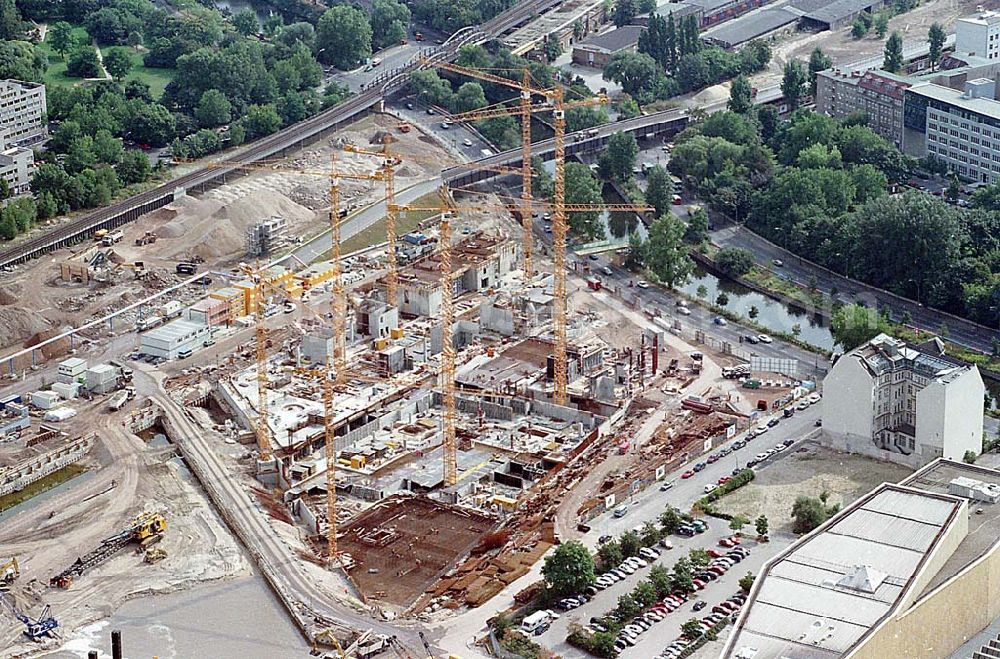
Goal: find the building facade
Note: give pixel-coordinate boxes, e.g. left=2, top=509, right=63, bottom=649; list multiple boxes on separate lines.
left=816, top=68, right=911, bottom=147
left=571, top=25, right=645, bottom=68
left=140, top=320, right=210, bottom=359
left=956, top=10, right=1000, bottom=60
left=903, top=80, right=1000, bottom=183
left=822, top=334, right=984, bottom=467
left=0, top=147, right=35, bottom=196
left=0, top=80, right=46, bottom=148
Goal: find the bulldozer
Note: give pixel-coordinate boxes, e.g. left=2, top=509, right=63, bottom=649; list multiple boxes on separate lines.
left=143, top=547, right=167, bottom=564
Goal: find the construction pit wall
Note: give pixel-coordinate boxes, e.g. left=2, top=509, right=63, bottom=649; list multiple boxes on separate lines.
left=0, top=430, right=95, bottom=497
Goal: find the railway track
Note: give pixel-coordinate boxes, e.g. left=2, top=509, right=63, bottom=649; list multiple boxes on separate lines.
left=0, top=0, right=557, bottom=269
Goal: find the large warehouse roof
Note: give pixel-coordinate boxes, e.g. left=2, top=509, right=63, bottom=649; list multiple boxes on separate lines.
left=723, top=484, right=962, bottom=658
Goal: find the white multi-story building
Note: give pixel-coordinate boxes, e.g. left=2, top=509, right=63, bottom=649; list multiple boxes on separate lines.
left=956, top=10, right=1000, bottom=60
left=903, top=79, right=1000, bottom=183
left=0, top=147, right=34, bottom=195
left=0, top=80, right=47, bottom=147
left=822, top=334, right=984, bottom=467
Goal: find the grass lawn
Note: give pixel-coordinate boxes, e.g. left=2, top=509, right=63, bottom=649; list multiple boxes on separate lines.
left=333, top=191, right=443, bottom=258
left=38, top=24, right=176, bottom=99
left=38, top=25, right=98, bottom=87
left=0, top=463, right=88, bottom=512
left=103, top=46, right=176, bottom=99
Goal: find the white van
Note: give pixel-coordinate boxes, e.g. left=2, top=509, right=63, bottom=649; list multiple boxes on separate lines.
left=177, top=347, right=193, bottom=359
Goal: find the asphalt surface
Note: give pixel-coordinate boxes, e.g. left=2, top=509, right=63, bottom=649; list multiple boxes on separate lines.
left=535, top=404, right=821, bottom=657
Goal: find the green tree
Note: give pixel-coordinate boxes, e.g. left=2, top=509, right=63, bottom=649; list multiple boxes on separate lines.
left=103, top=47, right=132, bottom=82
left=781, top=60, right=807, bottom=111
left=195, top=89, right=233, bottom=128
left=93, top=129, right=123, bottom=165
left=317, top=6, right=372, bottom=70
left=689, top=548, right=710, bottom=567
left=542, top=540, right=595, bottom=596
left=748, top=305, right=759, bottom=319
left=615, top=94, right=641, bottom=120
left=883, top=31, right=904, bottom=73
left=791, top=495, right=839, bottom=534
left=640, top=520, right=661, bottom=546
left=127, top=102, right=176, bottom=147
left=831, top=303, right=892, bottom=350
left=928, top=22, right=945, bottom=70
left=627, top=231, right=646, bottom=268
left=716, top=292, right=729, bottom=306
left=543, top=33, right=562, bottom=62
left=603, top=51, right=660, bottom=99
left=739, top=571, right=755, bottom=593
left=598, top=540, right=623, bottom=569
left=612, top=0, right=637, bottom=27
left=716, top=246, right=754, bottom=277
left=233, top=9, right=259, bottom=36
left=728, top=74, right=753, bottom=114
left=665, top=12, right=678, bottom=70
left=566, top=105, right=610, bottom=133
left=0, top=178, right=9, bottom=202
left=117, top=149, right=151, bottom=185
left=946, top=174, right=960, bottom=202
left=600, top=132, right=639, bottom=182
left=681, top=618, right=704, bottom=639
left=616, top=593, right=641, bottom=620
left=684, top=208, right=709, bottom=244
left=670, top=557, right=694, bottom=593
left=591, top=632, right=616, bottom=658
left=49, top=21, right=76, bottom=59
left=874, top=12, right=889, bottom=38
left=244, top=103, right=282, bottom=138
left=565, top=162, right=604, bottom=239
left=633, top=580, right=657, bottom=607
left=755, top=514, right=769, bottom=538
left=646, top=165, right=673, bottom=218
left=807, top=47, right=832, bottom=95
left=851, top=17, right=869, bottom=39
left=964, top=450, right=978, bottom=464
left=659, top=506, right=682, bottom=533
left=620, top=530, right=641, bottom=558
left=371, top=0, right=410, bottom=50
left=649, top=564, right=672, bottom=597
left=646, top=216, right=693, bottom=288
left=696, top=284, right=707, bottom=299
left=67, top=46, right=102, bottom=78
left=451, top=82, right=487, bottom=114
left=409, top=69, right=453, bottom=108
left=729, top=514, right=749, bottom=534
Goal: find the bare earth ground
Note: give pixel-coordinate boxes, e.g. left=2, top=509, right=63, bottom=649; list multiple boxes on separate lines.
left=714, top=440, right=914, bottom=532
left=0, top=114, right=457, bottom=358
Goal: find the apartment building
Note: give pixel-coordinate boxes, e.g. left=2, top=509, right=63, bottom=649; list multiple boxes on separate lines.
left=0, top=147, right=34, bottom=195
left=822, top=334, right=984, bottom=467
left=902, top=78, right=1000, bottom=183
left=816, top=68, right=912, bottom=147
left=956, top=10, right=1000, bottom=60
left=0, top=80, right=46, bottom=148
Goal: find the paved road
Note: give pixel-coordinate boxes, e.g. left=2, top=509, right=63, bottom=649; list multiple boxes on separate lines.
left=535, top=404, right=820, bottom=656
left=710, top=222, right=1000, bottom=354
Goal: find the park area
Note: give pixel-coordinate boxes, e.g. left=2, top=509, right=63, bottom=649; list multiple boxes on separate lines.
left=38, top=23, right=175, bottom=98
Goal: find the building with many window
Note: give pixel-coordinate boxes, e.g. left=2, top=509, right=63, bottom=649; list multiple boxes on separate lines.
left=821, top=334, right=984, bottom=468
left=0, top=147, right=35, bottom=196
left=956, top=10, right=1000, bottom=60
left=902, top=78, right=1000, bottom=183
left=816, top=69, right=913, bottom=147
left=0, top=80, right=46, bottom=148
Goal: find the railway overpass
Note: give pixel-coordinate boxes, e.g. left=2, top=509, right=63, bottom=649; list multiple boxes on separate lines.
left=0, top=0, right=562, bottom=270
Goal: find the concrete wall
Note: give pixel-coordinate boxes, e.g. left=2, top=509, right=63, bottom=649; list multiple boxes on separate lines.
left=821, top=356, right=874, bottom=442
left=942, top=368, right=985, bottom=460
left=399, top=285, right=441, bottom=317
left=0, top=434, right=94, bottom=497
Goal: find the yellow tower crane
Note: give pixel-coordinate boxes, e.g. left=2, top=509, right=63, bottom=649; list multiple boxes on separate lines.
left=423, top=59, right=610, bottom=405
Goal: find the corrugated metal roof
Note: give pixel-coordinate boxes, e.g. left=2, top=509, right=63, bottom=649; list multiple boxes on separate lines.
left=723, top=485, right=962, bottom=659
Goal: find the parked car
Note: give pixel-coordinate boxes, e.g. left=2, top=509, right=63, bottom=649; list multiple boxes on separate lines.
left=757, top=334, right=773, bottom=343
left=681, top=470, right=695, bottom=479
left=693, top=601, right=707, bottom=611
left=713, top=316, right=728, bottom=326
left=808, top=393, right=821, bottom=405
left=637, top=280, right=649, bottom=288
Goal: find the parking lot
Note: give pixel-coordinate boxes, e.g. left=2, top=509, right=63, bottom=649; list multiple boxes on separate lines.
left=531, top=401, right=823, bottom=657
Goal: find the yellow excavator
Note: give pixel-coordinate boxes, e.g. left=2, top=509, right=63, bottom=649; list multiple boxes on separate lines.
left=51, top=513, right=166, bottom=589
left=0, top=557, right=19, bottom=588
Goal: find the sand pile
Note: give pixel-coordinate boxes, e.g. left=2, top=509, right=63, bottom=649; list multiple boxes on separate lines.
left=154, top=191, right=313, bottom=261
left=0, top=287, right=18, bottom=305
left=0, top=307, right=53, bottom=349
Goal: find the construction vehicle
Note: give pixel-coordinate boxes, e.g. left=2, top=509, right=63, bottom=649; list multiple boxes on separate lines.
left=176, top=262, right=198, bottom=275
left=50, top=512, right=167, bottom=589
left=0, top=593, right=58, bottom=642
left=134, top=231, right=158, bottom=246
left=101, top=229, right=124, bottom=247
left=94, top=229, right=109, bottom=241
left=143, top=547, right=167, bottom=564
left=0, top=557, right=19, bottom=587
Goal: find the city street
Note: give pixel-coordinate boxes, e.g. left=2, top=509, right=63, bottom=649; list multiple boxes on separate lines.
left=534, top=404, right=820, bottom=656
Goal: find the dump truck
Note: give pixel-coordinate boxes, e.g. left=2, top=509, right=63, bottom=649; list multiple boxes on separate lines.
left=100, top=230, right=124, bottom=246
left=50, top=512, right=167, bottom=589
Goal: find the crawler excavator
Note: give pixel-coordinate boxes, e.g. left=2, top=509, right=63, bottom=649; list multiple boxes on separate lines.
left=50, top=512, right=166, bottom=589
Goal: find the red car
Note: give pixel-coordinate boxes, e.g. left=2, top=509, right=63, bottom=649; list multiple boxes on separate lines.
left=717, top=476, right=731, bottom=485
left=681, top=470, right=695, bottom=479
left=693, top=579, right=707, bottom=590
left=707, top=549, right=724, bottom=558
left=719, top=538, right=734, bottom=548
left=730, top=536, right=743, bottom=545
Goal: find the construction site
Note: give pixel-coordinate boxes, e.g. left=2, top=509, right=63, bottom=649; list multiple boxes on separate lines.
left=0, top=55, right=812, bottom=658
